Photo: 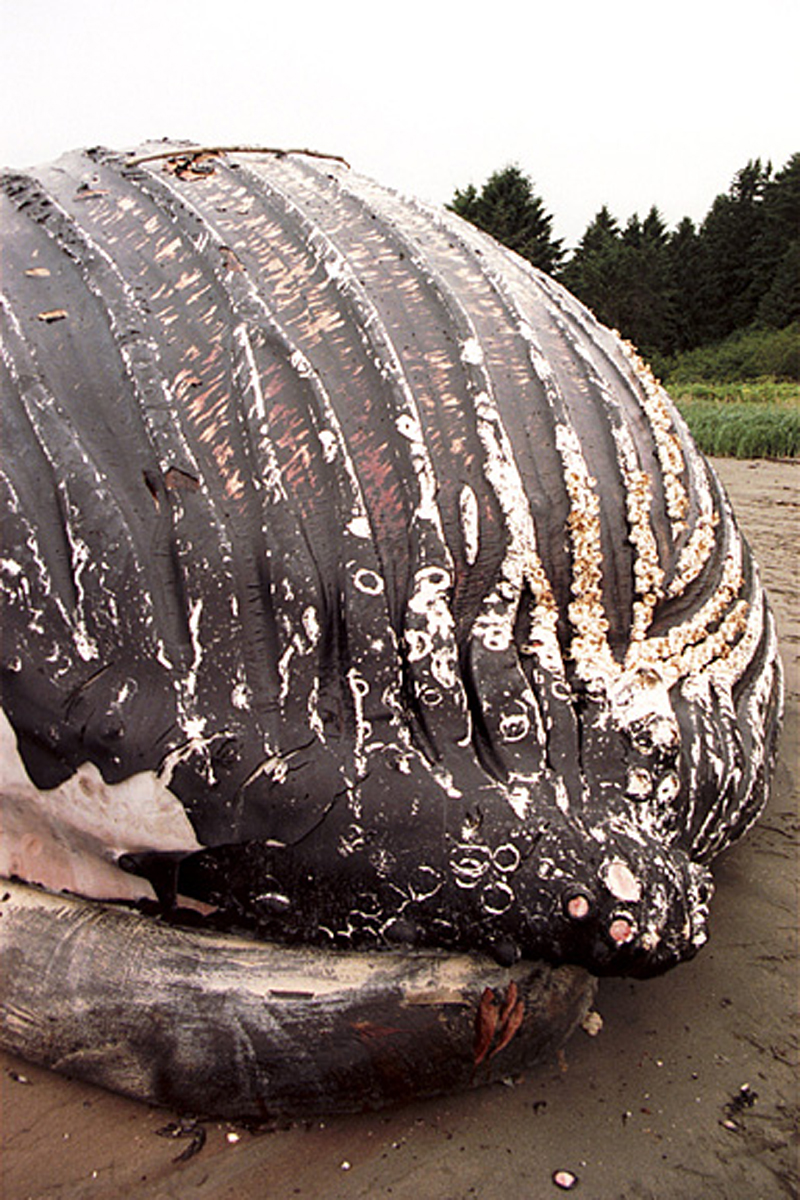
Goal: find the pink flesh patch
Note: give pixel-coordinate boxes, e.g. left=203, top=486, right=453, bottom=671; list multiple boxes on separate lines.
left=0, top=709, right=201, bottom=902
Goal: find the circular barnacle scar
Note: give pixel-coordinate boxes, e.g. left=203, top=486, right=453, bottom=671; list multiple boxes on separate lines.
left=415, top=565, right=451, bottom=592
left=493, top=843, right=521, bottom=874
left=608, top=914, right=637, bottom=944
left=550, top=678, right=573, bottom=703
left=499, top=707, right=531, bottom=743
left=481, top=879, right=515, bottom=916
left=353, top=568, right=385, bottom=596
left=480, top=624, right=512, bottom=653
left=418, top=685, right=443, bottom=708
left=451, top=846, right=492, bottom=887
left=600, top=859, right=643, bottom=903
left=564, top=892, right=592, bottom=921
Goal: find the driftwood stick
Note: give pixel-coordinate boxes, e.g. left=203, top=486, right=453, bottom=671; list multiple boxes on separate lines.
left=124, top=144, right=350, bottom=168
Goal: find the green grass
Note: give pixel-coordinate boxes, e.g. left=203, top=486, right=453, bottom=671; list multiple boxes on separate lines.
left=670, top=379, right=800, bottom=459
left=669, top=379, right=799, bottom=406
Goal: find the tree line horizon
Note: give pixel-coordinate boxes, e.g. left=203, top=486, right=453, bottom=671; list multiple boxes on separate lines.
left=449, top=155, right=799, bottom=368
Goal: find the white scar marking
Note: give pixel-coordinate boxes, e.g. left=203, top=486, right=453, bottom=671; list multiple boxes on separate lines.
left=601, top=859, right=642, bottom=903
left=459, top=484, right=480, bottom=567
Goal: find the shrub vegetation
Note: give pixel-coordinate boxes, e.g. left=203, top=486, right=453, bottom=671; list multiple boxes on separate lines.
left=655, top=325, right=800, bottom=384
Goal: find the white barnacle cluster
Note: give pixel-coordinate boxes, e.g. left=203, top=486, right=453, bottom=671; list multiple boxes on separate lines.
left=617, top=337, right=689, bottom=533
left=711, top=588, right=769, bottom=696
left=555, top=424, right=615, bottom=687
left=626, top=467, right=666, bottom=641
left=677, top=599, right=751, bottom=681
left=605, top=410, right=666, bottom=644
left=666, top=446, right=720, bottom=599
left=470, top=380, right=559, bottom=655
left=530, top=289, right=669, bottom=659
left=634, top=533, right=747, bottom=687
left=668, top=510, right=719, bottom=598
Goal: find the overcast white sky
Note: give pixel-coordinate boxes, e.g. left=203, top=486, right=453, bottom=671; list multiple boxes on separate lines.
left=1, top=0, right=797, bottom=249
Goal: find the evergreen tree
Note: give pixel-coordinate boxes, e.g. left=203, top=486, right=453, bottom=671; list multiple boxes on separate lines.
left=559, top=207, right=626, bottom=330
left=576, top=205, right=620, bottom=254
left=758, top=240, right=800, bottom=327
left=617, top=208, right=676, bottom=354
left=622, top=213, right=643, bottom=248
left=641, top=206, right=670, bottom=249
left=756, top=153, right=800, bottom=326
left=692, top=159, right=773, bottom=342
left=666, top=217, right=703, bottom=352
left=560, top=206, right=676, bottom=356
left=450, top=165, right=564, bottom=274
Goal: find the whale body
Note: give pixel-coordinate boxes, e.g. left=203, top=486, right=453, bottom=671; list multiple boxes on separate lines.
left=0, top=143, right=783, bottom=1113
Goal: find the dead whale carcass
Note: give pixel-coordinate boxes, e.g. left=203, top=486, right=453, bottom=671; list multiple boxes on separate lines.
left=0, top=143, right=782, bottom=1116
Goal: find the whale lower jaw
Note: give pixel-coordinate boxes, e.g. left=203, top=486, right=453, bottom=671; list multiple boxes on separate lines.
left=0, top=879, right=595, bottom=1118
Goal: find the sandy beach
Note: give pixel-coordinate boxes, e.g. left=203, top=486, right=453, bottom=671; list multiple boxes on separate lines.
left=2, top=456, right=797, bottom=1200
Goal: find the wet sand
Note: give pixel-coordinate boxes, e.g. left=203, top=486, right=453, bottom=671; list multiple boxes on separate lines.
left=2, top=457, right=798, bottom=1200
